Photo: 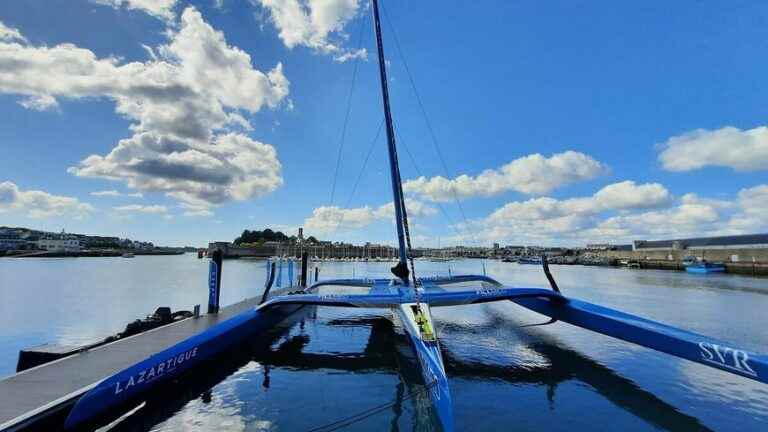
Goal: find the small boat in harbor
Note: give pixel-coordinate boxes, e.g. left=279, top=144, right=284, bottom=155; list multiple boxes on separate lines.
left=685, top=260, right=726, bottom=274
left=518, top=256, right=543, bottom=265
left=121, top=252, right=134, bottom=258
left=682, top=256, right=698, bottom=266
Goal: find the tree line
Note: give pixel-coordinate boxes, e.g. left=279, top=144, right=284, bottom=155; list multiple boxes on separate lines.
left=234, top=229, right=318, bottom=245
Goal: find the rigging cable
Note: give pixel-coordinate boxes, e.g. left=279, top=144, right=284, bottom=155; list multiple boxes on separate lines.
left=328, top=11, right=369, bottom=206
left=306, top=380, right=437, bottom=432
left=396, top=129, right=475, bottom=247
left=381, top=4, right=488, bottom=263
left=320, top=11, right=370, bottom=275
left=327, top=120, right=384, bottom=242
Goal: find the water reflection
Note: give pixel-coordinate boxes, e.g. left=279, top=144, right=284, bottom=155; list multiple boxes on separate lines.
left=101, top=307, right=716, bottom=432
left=4, top=258, right=766, bottom=430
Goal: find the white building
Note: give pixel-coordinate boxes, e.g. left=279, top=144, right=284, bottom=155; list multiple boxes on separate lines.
left=36, top=238, right=82, bottom=252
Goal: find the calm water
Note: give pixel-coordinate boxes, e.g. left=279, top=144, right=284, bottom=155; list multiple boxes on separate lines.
left=1, top=255, right=767, bottom=431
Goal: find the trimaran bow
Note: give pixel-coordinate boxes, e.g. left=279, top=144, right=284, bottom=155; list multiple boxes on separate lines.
left=260, top=1, right=768, bottom=430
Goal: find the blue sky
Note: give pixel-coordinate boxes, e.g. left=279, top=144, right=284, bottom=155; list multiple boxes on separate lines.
left=1, top=0, right=767, bottom=247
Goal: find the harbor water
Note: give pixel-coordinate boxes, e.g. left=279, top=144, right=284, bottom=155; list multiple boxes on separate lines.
left=0, top=254, right=766, bottom=431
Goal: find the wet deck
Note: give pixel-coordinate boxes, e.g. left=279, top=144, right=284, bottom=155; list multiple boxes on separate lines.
left=0, top=297, right=261, bottom=431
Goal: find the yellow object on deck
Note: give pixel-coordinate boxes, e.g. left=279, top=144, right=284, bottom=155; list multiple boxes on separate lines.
left=415, top=309, right=436, bottom=341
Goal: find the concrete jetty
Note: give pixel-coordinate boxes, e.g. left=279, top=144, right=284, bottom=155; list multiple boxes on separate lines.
left=0, top=297, right=261, bottom=431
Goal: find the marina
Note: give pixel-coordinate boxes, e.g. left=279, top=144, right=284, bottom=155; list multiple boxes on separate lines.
left=4, top=2, right=767, bottom=429
left=2, top=1, right=768, bottom=431
left=1, top=256, right=767, bottom=430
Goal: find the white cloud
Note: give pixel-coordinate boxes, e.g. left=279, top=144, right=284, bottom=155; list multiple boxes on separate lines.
left=461, top=181, right=768, bottom=246
left=92, top=0, right=178, bottom=21
left=0, top=21, right=26, bottom=42
left=91, top=190, right=143, bottom=198
left=724, top=185, right=768, bottom=232
left=591, top=181, right=673, bottom=210
left=0, top=181, right=94, bottom=219
left=71, top=132, right=283, bottom=210
left=113, top=204, right=168, bottom=213
left=304, top=198, right=436, bottom=233
left=304, top=205, right=375, bottom=232
left=254, top=0, right=366, bottom=62
left=592, top=202, right=721, bottom=240
left=485, top=181, right=672, bottom=232
left=659, top=126, right=768, bottom=172
left=18, top=94, right=58, bottom=111
left=403, top=151, right=607, bottom=202
left=183, top=209, right=214, bottom=217
left=373, top=198, right=438, bottom=219
left=0, top=8, right=289, bottom=209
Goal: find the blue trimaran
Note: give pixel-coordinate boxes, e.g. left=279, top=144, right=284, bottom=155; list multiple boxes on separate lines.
left=64, top=1, right=766, bottom=430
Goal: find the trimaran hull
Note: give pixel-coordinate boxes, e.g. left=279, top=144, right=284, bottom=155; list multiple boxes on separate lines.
left=395, top=303, right=454, bottom=431
left=60, top=276, right=767, bottom=430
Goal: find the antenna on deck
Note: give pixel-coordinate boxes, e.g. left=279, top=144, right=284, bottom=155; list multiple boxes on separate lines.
left=541, top=254, right=561, bottom=293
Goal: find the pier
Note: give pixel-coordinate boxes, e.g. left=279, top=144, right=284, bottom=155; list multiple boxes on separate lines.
left=0, top=252, right=311, bottom=431
left=0, top=297, right=263, bottom=431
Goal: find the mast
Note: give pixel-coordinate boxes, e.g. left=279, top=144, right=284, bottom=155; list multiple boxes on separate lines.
left=372, top=0, right=410, bottom=282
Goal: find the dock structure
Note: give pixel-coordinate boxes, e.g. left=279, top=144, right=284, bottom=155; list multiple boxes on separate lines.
left=0, top=297, right=261, bottom=431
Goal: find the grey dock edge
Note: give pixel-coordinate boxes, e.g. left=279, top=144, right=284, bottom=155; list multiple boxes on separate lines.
left=0, top=296, right=263, bottom=431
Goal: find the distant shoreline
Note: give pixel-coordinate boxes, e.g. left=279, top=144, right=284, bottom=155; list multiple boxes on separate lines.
left=0, top=250, right=186, bottom=258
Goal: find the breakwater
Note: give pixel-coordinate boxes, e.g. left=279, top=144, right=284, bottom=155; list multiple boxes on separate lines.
left=620, top=259, right=768, bottom=276
left=593, top=248, right=768, bottom=276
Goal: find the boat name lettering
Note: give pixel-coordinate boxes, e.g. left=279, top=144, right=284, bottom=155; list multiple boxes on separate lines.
left=698, top=342, right=757, bottom=377
left=114, top=346, right=199, bottom=394
left=319, top=294, right=347, bottom=300
left=475, top=288, right=503, bottom=297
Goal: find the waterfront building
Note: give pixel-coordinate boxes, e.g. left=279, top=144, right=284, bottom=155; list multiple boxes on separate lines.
left=632, top=234, right=768, bottom=252
left=35, top=238, right=83, bottom=252
left=0, top=233, right=32, bottom=251
left=594, top=233, right=768, bottom=264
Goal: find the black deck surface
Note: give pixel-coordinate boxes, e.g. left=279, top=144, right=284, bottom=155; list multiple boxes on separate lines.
left=0, top=297, right=262, bottom=429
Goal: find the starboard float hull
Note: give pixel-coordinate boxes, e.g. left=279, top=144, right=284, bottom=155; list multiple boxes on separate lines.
left=511, top=296, right=767, bottom=384
left=64, top=302, right=307, bottom=430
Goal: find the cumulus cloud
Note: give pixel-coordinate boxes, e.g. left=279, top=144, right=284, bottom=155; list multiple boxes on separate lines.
left=113, top=204, right=168, bottom=213
left=403, top=151, right=607, bottom=202
left=0, top=22, right=26, bottom=43
left=304, top=205, right=375, bottom=232
left=0, top=8, right=289, bottom=210
left=91, top=190, right=143, bottom=198
left=0, top=181, right=94, bottom=219
left=254, top=0, right=366, bottom=62
left=71, top=132, right=282, bottom=209
left=462, top=181, right=768, bottom=245
left=659, top=126, right=768, bottom=171
left=373, top=198, right=438, bottom=219
left=591, top=202, right=721, bottom=240
left=486, top=181, right=672, bottom=226
left=304, top=198, right=436, bottom=232
left=724, top=184, right=768, bottom=232
left=92, top=0, right=178, bottom=21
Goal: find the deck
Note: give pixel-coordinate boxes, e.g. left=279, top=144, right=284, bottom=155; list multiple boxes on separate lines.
left=0, top=297, right=261, bottom=431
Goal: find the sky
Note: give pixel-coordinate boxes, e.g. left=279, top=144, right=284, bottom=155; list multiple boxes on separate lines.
left=1, top=0, right=767, bottom=247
